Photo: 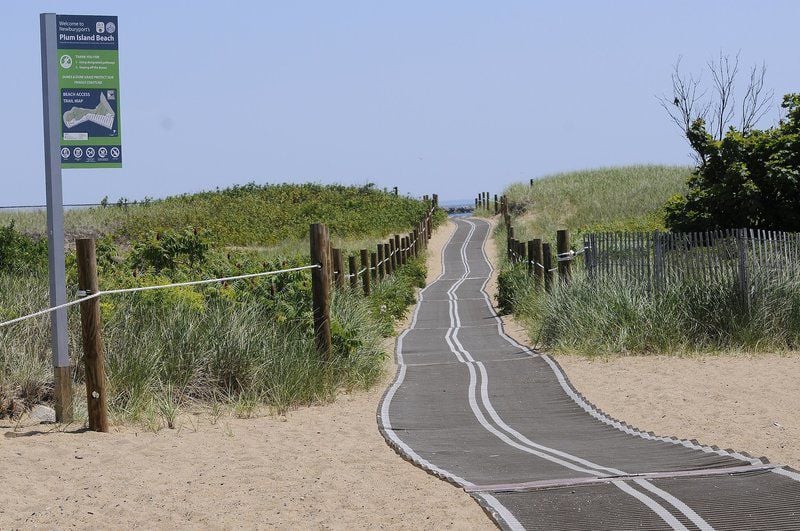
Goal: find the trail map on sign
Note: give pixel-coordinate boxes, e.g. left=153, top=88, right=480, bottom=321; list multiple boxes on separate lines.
left=57, top=14, right=121, bottom=168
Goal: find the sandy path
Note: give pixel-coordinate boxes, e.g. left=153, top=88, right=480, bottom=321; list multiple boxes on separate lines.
left=0, top=219, right=493, bottom=530
left=481, top=214, right=800, bottom=471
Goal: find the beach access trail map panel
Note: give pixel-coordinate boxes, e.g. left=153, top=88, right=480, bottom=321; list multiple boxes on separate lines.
left=56, top=14, right=121, bottom=168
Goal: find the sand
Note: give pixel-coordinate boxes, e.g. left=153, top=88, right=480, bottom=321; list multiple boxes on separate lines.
left=556, top=354, right=800, bottom=470
left=0, top=218, right=493, bottom=530
left=481, top=214, right=800, bottom=471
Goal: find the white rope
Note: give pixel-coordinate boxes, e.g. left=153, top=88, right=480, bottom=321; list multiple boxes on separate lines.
left=0, top=264, right=320, bottom=329
left=557, top=247, right=588, bottom=261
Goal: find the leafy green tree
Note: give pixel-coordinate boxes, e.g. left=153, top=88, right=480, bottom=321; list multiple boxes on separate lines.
left=665, top=94, right=800, bottom=231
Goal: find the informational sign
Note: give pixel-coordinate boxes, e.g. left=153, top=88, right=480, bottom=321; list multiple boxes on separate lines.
left=56, top=15, right=121, bottom=168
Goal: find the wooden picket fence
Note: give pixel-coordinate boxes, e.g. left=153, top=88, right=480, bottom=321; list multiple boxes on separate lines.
left=583, top=229, right=800, bottom=290
left=498, top=187, right=800, bottom=296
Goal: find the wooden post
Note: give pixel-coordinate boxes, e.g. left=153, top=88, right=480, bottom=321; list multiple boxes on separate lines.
left=543, top=242, right=554, bottom=292
left=557, top=229, right=572, bottom=284
left=348, top=255, right=358, bottom=289
left=532, top=238, right=544, bottom=289
left=426, top=216, right=432, bottom=245
left=392, top=186, right=398, bottom=195
left=653, top=231, right=663, bottom=290
left=377, top=244, right=385, bottom=280
left=494, top=194, right=498, bottom=215
left=527, top=240, right=534, bottom=277
left=507, top=226, right=514, bottom=261
left=53, top=366, right=73, bottom=424
left=386, top=242, right=394, bottom=275
left=530, top=178, right=534, bottom=187
left=76, top=238, right=109, bottom=432
left=370, top=251, right=378, bottom=282
left=310, top=224, right=332, bottom=357
left=331, top=248, right=344, bottom=289
left=413, top=229, right=419, bottom=257
left=736, top=228, right=749, bottom=306
left=432, top=193, right=438, bottom=207
left=394, top=235, right=402, bottom=266
left=360, top=249, right=371, bottom=296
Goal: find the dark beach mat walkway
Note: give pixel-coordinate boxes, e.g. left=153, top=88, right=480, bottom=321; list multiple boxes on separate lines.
left=378, top=217, right=800, bottom=530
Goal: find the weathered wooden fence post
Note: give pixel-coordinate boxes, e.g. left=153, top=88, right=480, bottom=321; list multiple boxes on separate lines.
left=426, top=216, right=432, bottom=245
left=331, top=248, right=344, bottom=289
left=386, top=241, right=394, bottom=274
left=76, top=238, right=108, bottom=432
left=652, top=231, right=664, bottom=290
left=348, top=255, right=358, bottom=289
left=543, top=242, right=554, bottom=292
left=432, top=194, right=438, bottom=207
left=736, top=228, right=750, bottom=307
left=360, top=249, right=371, bottom=296
left=557, top=229, right=572, bottom=284
left=310, top=224, right=332, bottom=357
left=507, top=226, right=514, bottom=261
left=394, top=235, right=402, bottom=266
left=532, top=238, right=544, bottom=289
left=389, top=239, right=397, bottom=273
left=413, top=228, right=419, bottom=257
left=393, top=186, right=398, bottom=195
left=370, top=251, right=378, bottom=282
left=377, top=244, right=385, bottom=280
left=527, top=240, right=534, bottom=277
left=494, top=194, right=498, bottom=215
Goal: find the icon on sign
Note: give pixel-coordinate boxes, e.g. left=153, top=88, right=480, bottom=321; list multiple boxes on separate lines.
left=98, top=147, right=108, bottom=158
left=106, top=22, right=116, bottom=34
left=107, top=90, right=115, bottom=100
left=73, top=147, right=83, bottom=159
left=96, top=22, right=105, bottom=34
left=86, top=147, right=96, bottom=158
left=59, top=55, right=72, bottom=69
left=110, top=147, right=120, bottom=158
left=60, top=147, right=71, bottom=159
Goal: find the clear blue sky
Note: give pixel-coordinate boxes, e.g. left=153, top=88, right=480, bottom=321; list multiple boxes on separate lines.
left=2, top=1, right=798, bottom=204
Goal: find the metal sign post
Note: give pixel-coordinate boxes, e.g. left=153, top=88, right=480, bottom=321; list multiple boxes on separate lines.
left=40, top=13, right=122, bottom=421
left=40, top=13, right=72, bottom=422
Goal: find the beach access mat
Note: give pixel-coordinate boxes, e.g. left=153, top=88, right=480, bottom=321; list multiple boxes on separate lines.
left=378, top=217, right=800, bottom=530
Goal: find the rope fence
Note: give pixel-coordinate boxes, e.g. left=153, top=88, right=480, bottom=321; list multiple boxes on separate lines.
left=0, top=265, right=320, bottom=329
left=2, top=193, right=441, bottom=430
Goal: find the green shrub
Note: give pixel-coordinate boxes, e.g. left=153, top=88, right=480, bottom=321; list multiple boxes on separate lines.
left=666, top=94, right=800, bottom=231
left=0, top=222, right=47, bottom=274
left=129, top=227, right=211, bottom=272
left=512, top=272, right=800, bottom=356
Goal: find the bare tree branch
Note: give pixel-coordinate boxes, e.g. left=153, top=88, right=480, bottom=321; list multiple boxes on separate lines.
left=741, top=62, right=774, bottom=133
left=659, top=51, right=776, bottom=160
left=657, top=57, right=709, bottom=133
left=708, top=51, right=740, bottom=140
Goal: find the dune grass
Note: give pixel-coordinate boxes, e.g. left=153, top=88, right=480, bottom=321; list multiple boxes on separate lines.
left=0, top=256, right=427, bottom=426
left=499, top=262, right=800, bottom=356
left=0, top=182, right=432, bottom=246
left=493, top=165, right=800, bottom=356
left=503, top=165, right=690, bottom=240
left=0, top=183, right=440, bottom=427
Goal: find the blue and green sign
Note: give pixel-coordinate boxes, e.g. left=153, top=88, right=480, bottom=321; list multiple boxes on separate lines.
left=56, top=15, right=121, bottom=168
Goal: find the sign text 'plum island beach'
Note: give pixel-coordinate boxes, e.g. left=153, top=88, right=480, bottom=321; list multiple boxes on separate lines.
left=56, top=14, right=121, bottom=168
